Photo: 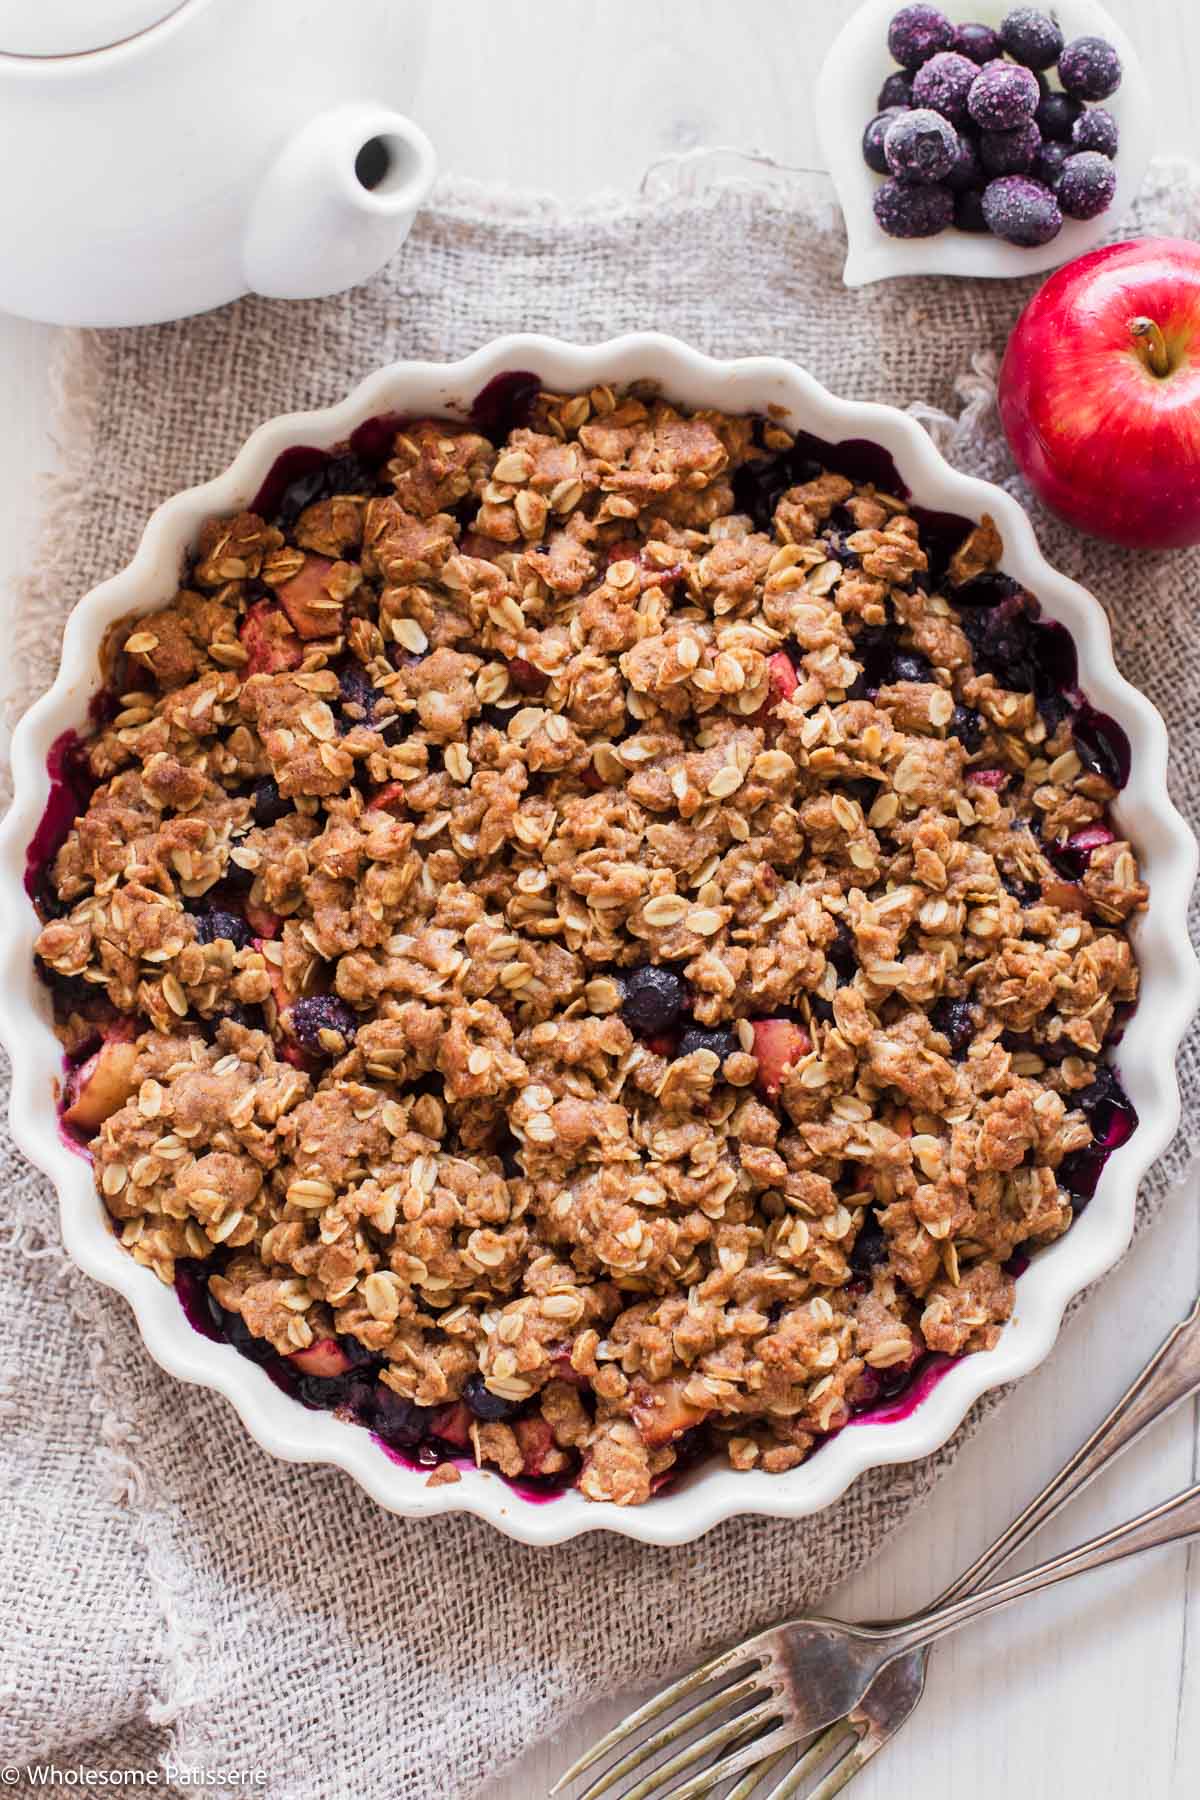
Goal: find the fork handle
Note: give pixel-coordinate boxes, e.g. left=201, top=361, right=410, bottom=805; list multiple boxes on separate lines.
left=933, top=1291, right=1200, bottom=1609
left=883, top=1479, right=1200, bottom=1658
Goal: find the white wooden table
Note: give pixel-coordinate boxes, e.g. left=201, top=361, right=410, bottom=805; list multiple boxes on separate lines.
left=0, top=4, right=1195, bottom=1795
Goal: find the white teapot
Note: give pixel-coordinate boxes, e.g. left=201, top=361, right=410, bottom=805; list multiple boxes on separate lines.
left=0, top=0, right=437, bottom=325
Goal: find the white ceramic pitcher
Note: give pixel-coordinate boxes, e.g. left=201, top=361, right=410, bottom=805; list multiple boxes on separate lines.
left=0, top=0, right=436, bottom=325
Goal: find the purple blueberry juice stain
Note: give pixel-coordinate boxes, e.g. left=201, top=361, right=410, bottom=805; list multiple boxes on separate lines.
left=848, top=1353, right=958, bottom=1426
left=468, top=369, right=540, bottom=444
left=25, top=729, right=96, bottom=903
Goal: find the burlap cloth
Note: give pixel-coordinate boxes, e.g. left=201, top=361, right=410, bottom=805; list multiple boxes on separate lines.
left=3, top=158, right=1199, bottom=1799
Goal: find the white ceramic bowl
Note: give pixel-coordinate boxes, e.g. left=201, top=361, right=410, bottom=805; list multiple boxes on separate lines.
left=2, top=333, right=1196, bottom=1546
left=817, top=0, right=1153, bottom=287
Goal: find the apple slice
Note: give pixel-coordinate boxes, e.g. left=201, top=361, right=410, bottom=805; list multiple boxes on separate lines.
left=64, top=1035, right=139, bottom=1134
left=288, top=1338, right=351, bottom=1378
left=766, top=650, right=799, bottom=707
left=239, top=601, right=303, bottom=676
left=631, top=1377, right=709, bottom=1447
left=430, top=1399, right=472, bottom=1448
left=276, top=555, right=342, bottom=640
left=367, top=781, right=407, bottom=817
left=751, top=1018, right=812, bottom=1099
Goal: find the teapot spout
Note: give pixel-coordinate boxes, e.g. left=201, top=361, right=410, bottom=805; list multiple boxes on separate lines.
left=243, top=104, right=436, bottom=301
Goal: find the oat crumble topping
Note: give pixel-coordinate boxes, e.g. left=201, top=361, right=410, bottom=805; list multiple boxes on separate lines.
left=33, top=382, right=1144, bottom=1505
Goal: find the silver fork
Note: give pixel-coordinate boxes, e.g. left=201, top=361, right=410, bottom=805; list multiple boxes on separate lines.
left=554, top=1292, right=1200, bottom=1800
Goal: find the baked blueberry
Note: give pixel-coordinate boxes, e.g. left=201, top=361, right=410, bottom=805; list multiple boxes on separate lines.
left=850, top=1212, right=889, bottom=1274
left=930, top=996, right=976, bottom=1056
left=999, top=6, right=1064, bottom=69
left=863, top=107, right=909, bottom=175
left=194, top=908, right=254, bottom=951
left=678, top=1025, right=739, bottom=1063
left=887, top=5, right=954, bottom=70
left=621, top=965, right=688, bottom=1035
left=967, top=60, right=1040, bottom=129
left=1071, top=106, right=1118, bottom=157
left=290, top=994, right=358, bottom=1055
left=981, top=174, right=1062, bottom=245
left=252, top=777, right=290, bottom=826
left=980, top=119, right=1042, bottom=176
left=877, top=70, right=915, bottom=109
left=1057, top=150, right=1117, bottom=219
left=951, top=20, right=1000, bottom=63
left=873, top=177, right=954, bottom=237
left=463, top=1372, right=524, bottom=1422
left=912, top=50, right=979, bottom=122
left=1034, top=90, right=1083, bottom=141
left=1058, top=35, right=1122, bottom=100
left=950, top=703, right=984, bottom=750
left=371, top=1385, right=432, bottom=1447
left=890, top=649, right=936, bottom=683
left=883, top=108, right=959, bottom=182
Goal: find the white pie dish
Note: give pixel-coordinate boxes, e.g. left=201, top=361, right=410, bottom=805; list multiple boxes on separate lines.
left=817, top=0, right=1153, bottom=287
left=1, top=331, right=1196, bottom=1546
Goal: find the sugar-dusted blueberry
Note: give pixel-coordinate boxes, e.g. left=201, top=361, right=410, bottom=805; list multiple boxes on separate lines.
left=967, top=60, right=1040, bottom=129
left=954, top=186, right=990, bottom=231
left=980, top=119, right=1042, bottom=176
left=950, top=702, right=984, bottom=750
left=912, top=50, right=979, bottom=122
left=678, top=1025, right=739, bottom=1064
left=877, top=70, right=915, bottom=109
left=981, top=174, right=1062, bottom=245
left=945, top=133, right=982, bottom=192
left=884, top=108, right=959, bottom=182
left=290, top=994, right=358, bottom=1056
left=887, top=4, right=954, bottom=70
left=930, top=996, right=976, bottom=1057
left=621, top=965, right=688, bottom=1036
left=863, top=107, right=909, bottom=176
left=1072, top=106, right=1118, bottom=157
left=952, top=20, right=1000, bottom=63
left=1057, top=150, right=1117, bottom=219
left=463, top=1372, right=523, bottom=1423
left=194, top=908, right=254, bottom=951
left=873, top=177, right=954, bottom=237
left=1035, top=89, right=1083, bottom=141
left=1058, top=35, right=1122, bottom=100
left=1034, top=140, right=1071, bottom=189
left=252, top=776, right=290, bottom=826
left=999, top=6, right=1064, bottom=69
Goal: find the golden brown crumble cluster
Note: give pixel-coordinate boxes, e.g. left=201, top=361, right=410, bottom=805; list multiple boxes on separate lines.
left=34, top=384, right=1145, bottom=1505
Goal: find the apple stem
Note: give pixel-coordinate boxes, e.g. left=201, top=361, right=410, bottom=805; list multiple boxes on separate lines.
left=1129, top=316, right=1171, bottom=378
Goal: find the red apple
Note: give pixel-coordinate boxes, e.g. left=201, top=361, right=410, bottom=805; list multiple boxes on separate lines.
left=998, top=237, right=1200, bottom=550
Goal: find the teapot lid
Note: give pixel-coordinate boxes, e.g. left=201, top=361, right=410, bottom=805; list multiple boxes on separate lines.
left=0, top=0, right=186, bottom=55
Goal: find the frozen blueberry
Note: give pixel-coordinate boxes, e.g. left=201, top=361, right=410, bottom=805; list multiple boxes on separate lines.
left=1057, top=150, right=1117, bottom=219
left=981, top=174, right=1062, bottom=245
left=1058, top=35, right=1122, bottom=100
left=1035, top=89, right=1083, bottom=141
left=952, top=20, right=1000, bottom=63
left=912, top=50, right=979, bottom=122
left=194, top=908, right=254, bottom=951
left=999, top=6, right=1064, bottom=69
left=1034, top=140, right=1071, bottom=189
left=290, top=994, right=358, bottom=1056
left=252, top=777, right=290, bottom=826
left=967, top=60, right=1040, bottom=129
left=980, top=119, right=1042, bottom=176
left=950, top=703, right=984, bottom=750
left=877, top=70, right=914, bottom=109
left=930, top=996, right=976, bottom=1057
left=884, top=108, right=959, bottom=182
left=463, top=1372, right=523, bottom=1423
left=874, top=176, right=954, bottom=237
left=863, top=107, right=909, bottom=175
left=678, top=1025, right=739, bottom=1064
left=945, top=133, right=982, bottom=192
left=954, top=186, right=990, bottom=231
left=887, top=5, right=954, bottom=70
left=621, top=965, right=688, bottom=1036
left=1072, top=106, right=1118, bottom=157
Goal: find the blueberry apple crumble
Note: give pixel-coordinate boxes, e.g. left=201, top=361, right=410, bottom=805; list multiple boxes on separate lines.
left=31, top=381, right=1145, bottom=1505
